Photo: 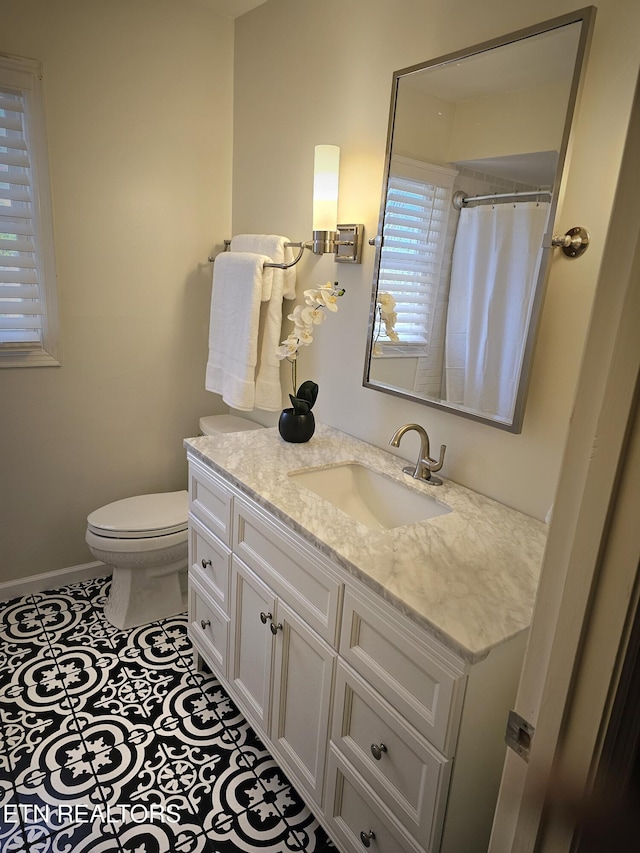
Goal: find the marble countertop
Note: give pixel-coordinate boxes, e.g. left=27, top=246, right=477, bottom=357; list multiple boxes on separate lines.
left=184, top=423, right=547, bottom=664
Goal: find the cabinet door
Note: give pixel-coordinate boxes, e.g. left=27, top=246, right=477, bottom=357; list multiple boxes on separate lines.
left=229, top=557, right=276, bottom=732
left=271, top=599, right=336, bottom=806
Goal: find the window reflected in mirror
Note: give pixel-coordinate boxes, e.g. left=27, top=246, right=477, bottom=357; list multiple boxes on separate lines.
left=364, top=11, right=594, bottom=432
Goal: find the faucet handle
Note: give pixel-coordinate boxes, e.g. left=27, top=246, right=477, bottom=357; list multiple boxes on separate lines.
left=420, top=444, right=446, bottom=485
left=427, top=444, right=446, bottom=474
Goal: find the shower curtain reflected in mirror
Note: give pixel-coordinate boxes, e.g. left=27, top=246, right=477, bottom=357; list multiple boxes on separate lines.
left=445, top=202, right=550, bottom=423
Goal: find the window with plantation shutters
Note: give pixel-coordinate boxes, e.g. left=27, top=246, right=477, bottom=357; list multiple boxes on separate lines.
left=378, top=157, right=456, bottom=349
left=0, top=54, right=60, bottom=367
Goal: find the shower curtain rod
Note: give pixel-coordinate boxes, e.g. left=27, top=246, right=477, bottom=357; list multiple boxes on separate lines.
left=452, top=189, right=552, bottom=210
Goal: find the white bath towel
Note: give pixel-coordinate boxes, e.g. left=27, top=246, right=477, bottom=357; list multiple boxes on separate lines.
left=205, top=251, right=271, bottom=411
left=230, top=234, right=297, bottom=300
left=230, top=235, right=298, bottom=411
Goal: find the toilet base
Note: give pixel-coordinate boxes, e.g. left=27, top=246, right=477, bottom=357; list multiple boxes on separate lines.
left=104, top=556, right=187, bottom=630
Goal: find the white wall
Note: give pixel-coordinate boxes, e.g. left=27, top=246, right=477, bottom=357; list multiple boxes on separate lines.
left=448, top=82, right=570, bottom=162
left=394, top=86, right=455, bottom=163
left=395, top=81, right=569, bottom=167
left=0, top=0, right=233, bottom=583
left=232, top=0, right=640, bottom=520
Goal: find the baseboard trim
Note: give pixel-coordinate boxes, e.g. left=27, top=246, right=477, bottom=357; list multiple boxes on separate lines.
left=0, top=561, right=112, bottom=602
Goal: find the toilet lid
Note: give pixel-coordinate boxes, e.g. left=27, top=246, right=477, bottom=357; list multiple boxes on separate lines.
left=87, top=491, right=188, bottom=538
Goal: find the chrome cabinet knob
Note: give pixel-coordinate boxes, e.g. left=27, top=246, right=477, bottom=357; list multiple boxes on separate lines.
left=200, top=619, right=210, bottom=629
left=359, top=830, right=375, bottom=848
left=370, top=742, right=387, bottom=761
left=201, top=558, right=212, bottom=568
left=270, top=622, right=283, bottom=635
left=260, top=611, right=272, bottom=624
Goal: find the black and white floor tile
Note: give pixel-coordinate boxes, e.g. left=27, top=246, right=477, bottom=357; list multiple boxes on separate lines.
left=0, top=577, right=335, bottom=852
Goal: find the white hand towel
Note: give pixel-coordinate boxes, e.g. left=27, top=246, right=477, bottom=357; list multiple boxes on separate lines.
left=230, top=234, right=297, bottom=300
left=254, top=272, right=287, bottom=411
left=230, top=235, right=298, bottom=411
left=205, top=251, right=271, bottom=411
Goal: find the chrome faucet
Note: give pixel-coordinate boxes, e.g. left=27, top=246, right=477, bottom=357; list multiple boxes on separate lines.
left=389, top=423, right=446, bottom=485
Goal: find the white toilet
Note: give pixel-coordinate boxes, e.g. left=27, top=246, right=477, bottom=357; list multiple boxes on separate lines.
left=86, top=491, right=189, bottom=630
left=86, top=415, right=263, bottom=630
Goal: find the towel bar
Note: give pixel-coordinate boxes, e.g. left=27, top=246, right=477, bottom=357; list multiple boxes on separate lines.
left=207, top=224, right=364, bottom=267
left=207, top=240, right=306, bottom=269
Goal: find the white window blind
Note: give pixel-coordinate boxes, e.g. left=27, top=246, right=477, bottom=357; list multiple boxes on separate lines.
left=0, top=54, right=59, bottom=367
left=378, top=158, right=455, bottom=347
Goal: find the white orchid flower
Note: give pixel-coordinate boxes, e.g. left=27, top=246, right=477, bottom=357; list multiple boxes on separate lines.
left=275, top=335, right=299, bottom=360
left=306, top=306, right=326, bottom=325
left=378, top=292, right=396, bottom=313
left=287, top=305, right=308, bottom=327
left=320, top=293, right=339, bottom=312
left=275, top=281, right=345, bottom=365
left=297, top=326, right=314, bottom=346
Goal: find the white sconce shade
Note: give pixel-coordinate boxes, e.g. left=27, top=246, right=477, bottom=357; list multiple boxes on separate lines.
left=312, top=145, right=340, bottom=231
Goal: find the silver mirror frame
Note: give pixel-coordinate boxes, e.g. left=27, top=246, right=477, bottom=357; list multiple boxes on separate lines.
left=363, top=7, right=595, bottom=433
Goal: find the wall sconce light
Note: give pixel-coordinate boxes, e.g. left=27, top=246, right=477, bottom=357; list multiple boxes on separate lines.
left=310, top=144, right=364, bottom=264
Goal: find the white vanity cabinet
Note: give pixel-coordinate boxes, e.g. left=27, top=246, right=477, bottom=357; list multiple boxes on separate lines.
left=186, top=451, right=528, bottom=853
left=187, top=455, right=341, bottom=807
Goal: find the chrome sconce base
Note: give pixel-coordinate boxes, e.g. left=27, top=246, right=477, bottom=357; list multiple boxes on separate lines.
left=310, top=230, right=338, bottom=255
left=308, top=224, right=364, bottom=263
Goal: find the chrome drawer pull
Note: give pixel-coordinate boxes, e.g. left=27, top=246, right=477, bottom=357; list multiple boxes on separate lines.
left=270, top=622, right=283, bottom=635
left=260, top=611, right=272, bottom=624
left=370, top=742, right=387, bottom=761
left=201, top=558, right=212, bottom=568
left=200, top=619, right=211, bottom=629
left=360, top=830, right=376, bottom=848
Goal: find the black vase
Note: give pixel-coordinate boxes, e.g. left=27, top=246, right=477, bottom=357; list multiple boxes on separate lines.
left=278, top=408, right=315, bottom=443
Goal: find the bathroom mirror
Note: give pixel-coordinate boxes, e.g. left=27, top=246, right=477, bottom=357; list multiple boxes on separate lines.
left=363, top=9, right=594, bottom=432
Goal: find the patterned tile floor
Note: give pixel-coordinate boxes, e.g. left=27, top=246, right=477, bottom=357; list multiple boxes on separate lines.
left=0, top=576, right=335, bottom=853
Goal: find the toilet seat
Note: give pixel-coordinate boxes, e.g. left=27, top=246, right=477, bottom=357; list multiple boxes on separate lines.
left=87, top=490, right=188, bottom=539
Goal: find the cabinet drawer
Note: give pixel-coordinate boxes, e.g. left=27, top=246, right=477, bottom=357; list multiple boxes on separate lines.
left=332, top=661, right=450, bottom=848
left=326, top=747, right=421, bottom=853
left=188, top=459, right=233, bottom=546
left=188, top=576, right=229, bottom=678
left=189, top=514, right=232, bottom=614
left=340, top=587, right=465, bottom=755
left=233, top=497, right=342, bottom=646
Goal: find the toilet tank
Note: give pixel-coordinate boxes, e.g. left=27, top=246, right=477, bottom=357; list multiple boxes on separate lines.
left=199, top=414, right=264, bottom=437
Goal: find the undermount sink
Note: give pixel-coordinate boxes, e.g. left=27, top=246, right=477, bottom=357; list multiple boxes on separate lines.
left=288, top=462, right=452, bottom=531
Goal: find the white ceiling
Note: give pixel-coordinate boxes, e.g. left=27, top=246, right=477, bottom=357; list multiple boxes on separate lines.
left=190, top=0, right=268, bottom=18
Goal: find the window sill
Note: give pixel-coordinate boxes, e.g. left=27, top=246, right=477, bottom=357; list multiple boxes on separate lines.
left=0, top=349, right=61, bottom=368
left=373, top=344, right=428, bottom=358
